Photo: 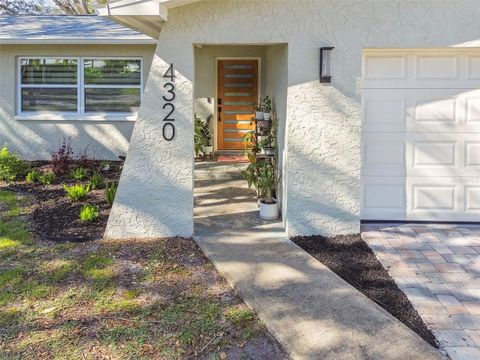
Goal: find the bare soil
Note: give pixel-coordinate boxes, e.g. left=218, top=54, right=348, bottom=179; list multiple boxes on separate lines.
left=5, top=161, right=122, bottom=242
left=291, top=234, right=438, bottom=348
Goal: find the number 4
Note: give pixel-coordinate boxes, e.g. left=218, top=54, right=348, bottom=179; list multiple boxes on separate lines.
left=163, top=63, right=175, bottom=81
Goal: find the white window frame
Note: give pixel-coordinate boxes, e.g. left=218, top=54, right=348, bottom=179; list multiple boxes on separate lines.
left=16, top=56, right=144, bottom=121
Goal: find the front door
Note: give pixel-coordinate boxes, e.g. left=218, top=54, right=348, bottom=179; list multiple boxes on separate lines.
left=217, top=59, right=259, bottom=150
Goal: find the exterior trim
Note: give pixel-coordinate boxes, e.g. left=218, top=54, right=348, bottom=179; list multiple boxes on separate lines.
left=16, top=56, right=144, bottom=119
left=0, top=39, right=157, bottom=45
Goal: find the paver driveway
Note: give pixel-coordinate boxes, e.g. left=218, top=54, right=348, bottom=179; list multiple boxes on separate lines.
left=362, top=223, right=480, bottom=360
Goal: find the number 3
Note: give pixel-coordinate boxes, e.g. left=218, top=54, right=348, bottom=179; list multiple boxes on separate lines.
left=163, top=83, right=175, bottom=101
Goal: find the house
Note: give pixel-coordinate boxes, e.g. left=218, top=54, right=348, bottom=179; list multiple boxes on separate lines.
left=0, top=15, right=157, bottom=159
left=2, top=1, right=480, bottom=241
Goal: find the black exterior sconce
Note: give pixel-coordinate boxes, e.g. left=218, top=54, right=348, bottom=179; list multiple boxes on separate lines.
left=320, top=47, right=334, bottom=83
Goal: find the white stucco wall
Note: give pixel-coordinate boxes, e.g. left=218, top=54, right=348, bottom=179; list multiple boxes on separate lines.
left=265, top=44, right=288, bottom=221
left=104, top=37, right=195, bottom=239
left=0, top=44, right=155, bottom=160
left=107, top=0, right=480, bottom=238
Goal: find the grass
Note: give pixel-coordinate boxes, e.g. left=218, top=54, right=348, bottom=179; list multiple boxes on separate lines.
left=0, top=189, right=276, bottom=359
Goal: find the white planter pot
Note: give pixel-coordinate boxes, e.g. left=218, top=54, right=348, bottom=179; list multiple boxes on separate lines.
left=259, top=200, right=279, bottom=220
left=263, top=112, right=271, bottom=121
left=204, top=145, right=213, bottom=156
left=256, top=111, right=264, bottom=120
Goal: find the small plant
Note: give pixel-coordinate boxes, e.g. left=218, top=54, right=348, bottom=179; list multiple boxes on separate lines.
left=39, top=172, right=56, bottom=185
left=70, top=167, right=88, bottom=181
left=194, top=114, right=207, bottom=156
left=0, top=145, right=28, bottom=182
left=105, top=182, right=117, bottom=207
left=88, top=172, right=103, bottom=190
left=25, top=169, right=40, bottom=184
left=79, top=204, right=100, bottom=222
left=64, top=183, right=90, bottom=202
left=257, top=161, right=277, bottom=204
left=50, top=138, right=74, bottom=174
left=262, top=96, right=272, bottom=113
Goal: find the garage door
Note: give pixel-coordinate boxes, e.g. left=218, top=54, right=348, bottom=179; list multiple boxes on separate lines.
left=361, top=50, right=480, bottom=221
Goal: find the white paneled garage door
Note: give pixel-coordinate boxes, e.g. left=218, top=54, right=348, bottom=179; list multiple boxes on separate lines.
left=361, top=50, right=480, bottom=222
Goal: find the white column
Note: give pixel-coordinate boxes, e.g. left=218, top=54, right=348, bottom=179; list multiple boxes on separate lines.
left=104, top=36, right=194, bottom=239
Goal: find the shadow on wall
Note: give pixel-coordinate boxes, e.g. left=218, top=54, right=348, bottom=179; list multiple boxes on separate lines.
left=286, top=79, right=361, bottom=236
left=0, top=111, right=132, bottom=160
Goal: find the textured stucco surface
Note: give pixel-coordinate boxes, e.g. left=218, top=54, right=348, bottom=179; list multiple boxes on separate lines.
left=0, top=44, right=155, bottom=160
left=108, top=0, right=480, bottom=238
left=265, top=44, right=288, bottom=221
left=104, top=39, right=195, bottom=239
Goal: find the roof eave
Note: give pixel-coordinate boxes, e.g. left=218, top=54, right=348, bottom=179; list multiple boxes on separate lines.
left=95, top=0, right=200, bottom=38
left=0, top=38, right=158, bottom=45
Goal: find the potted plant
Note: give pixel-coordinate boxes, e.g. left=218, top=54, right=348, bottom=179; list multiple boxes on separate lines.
left=257, top=161, right=278, bottom=220
left=194, top=114, right=206, bottom=158
left=255, top=99, right=264, bottom=120
left=202, top=115, right=213, bottom=156
left=262, top=96, right=272, bottom=120
left=259, top=135, right=275, bottom=156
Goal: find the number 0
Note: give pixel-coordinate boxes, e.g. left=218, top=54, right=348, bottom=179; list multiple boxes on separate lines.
left=163, top=63, right=175, bottom=82
left=162, top=122, right=175, bottom=141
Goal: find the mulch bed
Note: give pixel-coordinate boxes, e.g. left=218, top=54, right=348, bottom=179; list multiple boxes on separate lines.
left=291, top=234, right=438, bottom=348
left=3, top=160, right=122, bottom=242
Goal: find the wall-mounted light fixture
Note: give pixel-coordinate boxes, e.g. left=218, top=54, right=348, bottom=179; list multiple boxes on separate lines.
left=320, top=47, right=334, bottom=83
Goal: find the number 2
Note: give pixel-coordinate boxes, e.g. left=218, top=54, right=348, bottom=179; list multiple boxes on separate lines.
left=162, top=103, right=175, bottom=121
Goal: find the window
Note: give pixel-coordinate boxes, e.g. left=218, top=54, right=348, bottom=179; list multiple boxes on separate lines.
left=18, top=57, right=143, bottom=118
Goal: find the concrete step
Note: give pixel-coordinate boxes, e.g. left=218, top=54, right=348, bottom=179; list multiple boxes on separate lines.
left=195, top=161, right=247, bottom=180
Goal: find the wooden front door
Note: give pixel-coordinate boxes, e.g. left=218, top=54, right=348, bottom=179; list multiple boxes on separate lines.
left=217, top=59, right=259, bottom=150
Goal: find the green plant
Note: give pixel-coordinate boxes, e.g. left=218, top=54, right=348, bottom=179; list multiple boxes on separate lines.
left=79, top=204, right=100, bottom=222
left=70, top=167, right=88, bottom=181
left=242, top=130, right=259, bottom=155
left=63, top=183, right=90, bottom=202
left=88, top=172, right=103, bottom=190
left=39, top=172, right=56, bottom=185
left=25, top=169, right=40, bottom=184
left=240, top=155, right=261, bottom=189
left=258, top=135, right=273, bottom=149
left=261, top=96, right=272, bottom=113
left=105, top=182, right=117, bottom=207
left=0, top=145, right=28, bottom=182
left=194, top=114, right=207, bottom=156
left=257, top=161, right=277, bottom=204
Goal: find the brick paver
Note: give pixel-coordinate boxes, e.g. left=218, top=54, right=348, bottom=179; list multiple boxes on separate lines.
left=362, top=223, right=480, bottom=359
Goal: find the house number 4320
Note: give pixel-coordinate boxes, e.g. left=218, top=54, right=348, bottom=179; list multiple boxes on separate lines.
left=162, top=63, right=176, bottom=141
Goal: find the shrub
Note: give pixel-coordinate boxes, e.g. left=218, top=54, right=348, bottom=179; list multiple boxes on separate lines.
left=79, top=204, right=100, bottom=222
left=0, top=145, right=28, bottom=182
left=25, top=169, right=40, bottom=184
left=88, top=172, right=103, bottom=190
left=39, top=172, right=56, bottom=185
left=63, top=183, right=90, bottom=202
left=70, top=167, right=88, bottom=181
left=51, top=138, right=74, bottom=174
left=105, top=182, right=117, bottom=207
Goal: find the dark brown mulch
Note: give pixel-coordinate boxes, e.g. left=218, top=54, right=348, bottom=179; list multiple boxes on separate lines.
left=291, top=234, right=438, bottom=348
left=4, top=161, right=122, bottom=242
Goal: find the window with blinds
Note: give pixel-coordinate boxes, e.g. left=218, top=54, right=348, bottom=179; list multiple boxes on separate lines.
left=18, top=57, right=143, bottom=115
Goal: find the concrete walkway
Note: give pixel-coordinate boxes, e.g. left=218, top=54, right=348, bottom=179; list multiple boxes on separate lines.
left=193, top=161, right=441, bottom=360
left=363, top=223, right=480, bottom=360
